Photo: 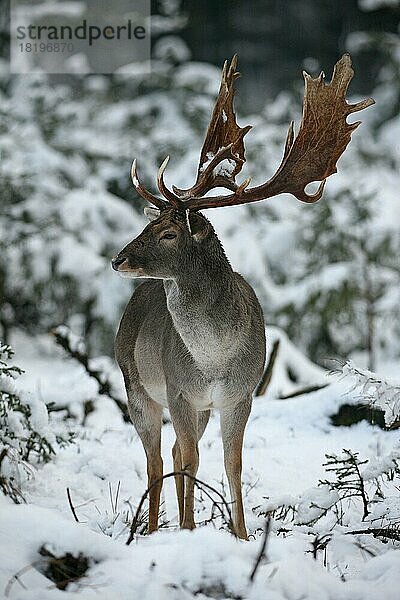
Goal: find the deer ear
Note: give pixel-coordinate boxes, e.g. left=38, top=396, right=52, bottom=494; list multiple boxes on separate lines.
left=144, top=207, right=160, bottom=221
left=189, top=213, right=209, bottom=242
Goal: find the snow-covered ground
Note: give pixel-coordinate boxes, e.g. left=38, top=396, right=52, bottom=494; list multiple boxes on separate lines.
left=1, top=331, right=399, bottom=599
left=1, top=3, right=400, bottom=596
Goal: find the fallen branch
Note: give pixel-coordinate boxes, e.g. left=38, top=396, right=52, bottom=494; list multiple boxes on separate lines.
left=52, top=327, right=130, bottom=422
left=346, top=527, right=400, bottom=542
left=278, top=383, right=328, bottom=399
left=255, top=340, right=280, bottom=397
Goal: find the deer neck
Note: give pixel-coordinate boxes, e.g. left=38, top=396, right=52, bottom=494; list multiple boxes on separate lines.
left=163, top=238, right=244, bottom=369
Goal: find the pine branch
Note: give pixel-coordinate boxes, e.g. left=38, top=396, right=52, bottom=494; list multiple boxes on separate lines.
left=346, top=527, right=400, bottom=542
left=321, top=450, right=370, bottom=520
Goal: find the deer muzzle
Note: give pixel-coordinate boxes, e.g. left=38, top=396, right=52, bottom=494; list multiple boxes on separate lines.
left=111, top=256, right=128, bottom=271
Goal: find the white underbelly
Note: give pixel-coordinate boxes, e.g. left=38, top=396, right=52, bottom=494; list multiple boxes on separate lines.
left=141, top=379, right=168, bottom=407
left=176, top=381, right=231, bottom=410
left=208, top=381, right=228, bottom=408
left=140, top=378, right=230, bottom=411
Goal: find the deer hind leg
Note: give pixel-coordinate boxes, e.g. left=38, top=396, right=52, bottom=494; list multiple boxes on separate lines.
left=198, top=409, right=211, bottom=441
left=220, top=399, right=252, bottom=540
left=172, top=409, right=210, bottom=526
left=127, top=387, right=163, bottom=534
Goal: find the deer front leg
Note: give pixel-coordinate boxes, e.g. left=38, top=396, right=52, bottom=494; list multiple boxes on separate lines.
left=127, top=389, right=163, bottom=534
left=169, top=395, right=199, bottom=530
left=172, top=440, right=184, bottom=525
left=220, top=398, right=252, bottom=540
left=172, top=409, right=210, bottom=526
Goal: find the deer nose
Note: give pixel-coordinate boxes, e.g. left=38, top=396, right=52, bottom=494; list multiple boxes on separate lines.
left=111, top=256, right=127, bottom=271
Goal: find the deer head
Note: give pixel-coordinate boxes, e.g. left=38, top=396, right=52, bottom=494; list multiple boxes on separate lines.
left=112, top=54, right=374, bottom=278
left=111, top=206, right=214, bottom=279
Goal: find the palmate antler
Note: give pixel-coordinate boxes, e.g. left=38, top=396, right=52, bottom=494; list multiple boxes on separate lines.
left=172, top=54, right=251, bottom=199
left=131, top=54, right=374, bottom=212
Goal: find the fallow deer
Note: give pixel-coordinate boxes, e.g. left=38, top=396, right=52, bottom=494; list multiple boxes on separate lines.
left=112, top=54, right=373, bottom=539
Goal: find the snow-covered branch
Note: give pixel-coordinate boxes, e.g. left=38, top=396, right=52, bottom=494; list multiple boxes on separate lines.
left=338, top=361, right=400, bottom=428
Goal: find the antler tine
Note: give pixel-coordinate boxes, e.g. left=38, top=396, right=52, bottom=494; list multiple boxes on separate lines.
left=282, top=121, right=295, bottom=162
left=157, top=156, right=184, bottom=208
left=185, top=54, right=374, bottom=212
left=173, top=55, right=251, bottom=200
left=131, top=160, right=167, bottom=210
left=172, top=133, right=250, bottom=200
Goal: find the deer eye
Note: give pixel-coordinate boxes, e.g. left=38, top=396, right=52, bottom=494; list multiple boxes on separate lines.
left=160, top=232, right=177, bottom=241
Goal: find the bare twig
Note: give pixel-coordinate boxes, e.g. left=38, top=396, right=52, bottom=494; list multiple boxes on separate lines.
left=5, top=561, right=45, bottom=597
left=110, top=481, right=121, bottom=514
left=195, top=484, right=232, bottom=529
left=352, top=454, right=369, bottom=521
left=66, top=488, right=80, bottom=523
left=126, top=470, right=234, bottom=545
left=0, top=447, right=8, bottom=467
left=306, top=533, right=332, bottom=561
left=249, top=517, right=271, bottom=582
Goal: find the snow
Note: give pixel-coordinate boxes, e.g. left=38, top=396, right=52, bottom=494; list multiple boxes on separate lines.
left=3, top=41, right=398, bottom=366
left=1, top=12, right=400, bottom=597
left=359, top=0, right=400, bottom=10
left=174, top=63, right=222, bottom=95
left=153, top=36, right=191, bottom=63
left=0, top=331, right=399, bottom=599
left=295, top=486, right=340, bottom=525
left=213, top=158, right=236, bottom=178
left=340, top=361, right=400, bottom=427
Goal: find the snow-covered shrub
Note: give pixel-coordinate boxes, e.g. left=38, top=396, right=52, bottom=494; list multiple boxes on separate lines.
left=0, top=71, right=140, bottom=352
left=275, top=188, right=400, bottom=369
left=0, top=343, right=74, bottom=502
left=0, top=53, right=223, bottom=354
left=250, top=15, right=400, bottom=369
left=261, top=362, right=400, bottom=541
left=339, top=360, right=400, bottom=428
left=1, top=0, right=399, bottom=370
left=262, top=447, right=400, bottom=542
